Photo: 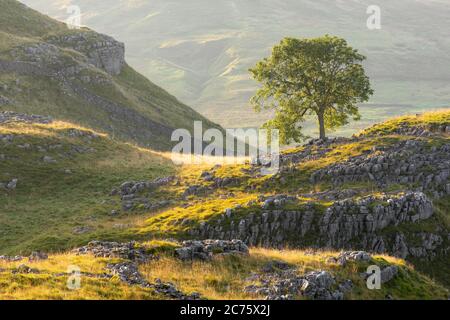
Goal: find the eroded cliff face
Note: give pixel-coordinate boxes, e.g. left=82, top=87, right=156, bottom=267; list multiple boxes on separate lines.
left=5, top=31, right=125, bottom=79
left=47, top=32, right=125, bottom=75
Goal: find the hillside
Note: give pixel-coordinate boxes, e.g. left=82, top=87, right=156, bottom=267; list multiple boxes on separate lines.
left=1, top=110, right=449, bottom=299
left=0, top=242, right=447, bottom=300
left=0, top=0, right=220, bottom=150
left=0, top=111, right=176, bottom=254
left=135, top=110, right=450, bottom=289
left=19, top=0, right=450, bottom=129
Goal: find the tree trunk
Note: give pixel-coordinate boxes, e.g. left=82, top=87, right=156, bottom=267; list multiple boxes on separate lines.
left=318, top=112, right=326, bottom=139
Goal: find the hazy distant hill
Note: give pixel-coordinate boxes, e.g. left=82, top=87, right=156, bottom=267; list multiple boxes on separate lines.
left=19, top=0, right=450, bottom=133
left=0, top=0, right=220, bottom=150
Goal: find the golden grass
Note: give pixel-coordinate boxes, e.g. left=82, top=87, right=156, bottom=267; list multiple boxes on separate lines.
left=0, top=254, right=159, bottom=300
left=359, top=109, right=450, bottom=136
left=0, top=248, right=446, bottom=300
left=138, top=194, right=258, bottom=235
left=139, top=247, right=448, bottom=300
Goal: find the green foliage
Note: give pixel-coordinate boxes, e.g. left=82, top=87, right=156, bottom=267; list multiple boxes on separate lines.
left=250, top=35, right=373, bottom=142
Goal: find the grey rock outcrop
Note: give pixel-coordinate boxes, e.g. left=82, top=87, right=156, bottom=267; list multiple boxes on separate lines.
left=106, top=262, right=201, bottom=300
left=110, top=176, right=175, bottom=212
left=0, top=95, right=12, bottom=106
left=48, top=32, right=125, bottom=75
left=175, top=239, right=249, bottom=261
left=380, top=266, right=399, bottom=284
left=245, top=268, right=351, bottom=300
left=28, top=251, right=48, bottom=262
left=73, top=240, right=154, bottom=263
left=189, top=192, right=439, bottom=258
left=327, top=251, right=372, bottom=266
left=310, top=140, right=450, bottom=198
left=0, top=111, right=52, bottom=124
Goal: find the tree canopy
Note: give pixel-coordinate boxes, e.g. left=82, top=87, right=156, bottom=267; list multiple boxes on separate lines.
left=250, top=35, right=373, bottom=143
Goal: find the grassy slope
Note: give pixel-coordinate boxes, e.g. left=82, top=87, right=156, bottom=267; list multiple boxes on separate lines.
left=134, top=110, right=450, bottom=288
left=0, top=109, right=449, bottom=298
left=0, top=253, right=161, bottom=299
left=0, top=244, right=447, bottom=300
left=0, top=0, right=220, bottom=150
left=0, top=119, right=175, bottom=254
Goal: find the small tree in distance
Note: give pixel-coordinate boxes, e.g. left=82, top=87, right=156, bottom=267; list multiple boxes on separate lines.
left=249, top=35, right=373, bottom=143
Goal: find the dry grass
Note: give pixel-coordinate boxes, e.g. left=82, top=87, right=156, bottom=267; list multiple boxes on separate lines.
left=0, top=254, right=159, bottom=300
left=139, top=247, right=447, bottom=300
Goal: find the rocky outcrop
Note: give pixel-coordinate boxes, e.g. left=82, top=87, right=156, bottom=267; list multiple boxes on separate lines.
left=110, top=176, right=175, bottom=212
left=245, top=268, right=351, bottom=300
left=0, top=178, right=18, bottom=190
left=0, top=111, right=52, bottom=124
left=311, top=140, right=450, bottom=199
left=362, top=122, right=450, bottom=137
left=48, top=32, right=125, bottom=75
left=189, top=192, right=441, bottom=259
left=320, top=192, right=433, bottom=247
left=327, top=251, right=371, bottom=266
left=73, top=241, right=154, bottom=263
left=175, top=239, right=249, bottom=260
left=0, top=95, right=12, bottom=106
left=244, top=251, right=399, bottom=300
left=28, top=251, right=48, bottom=262
left=106, top=262, right=201, bottom=300
left=0, top=255, right=23, bottom=262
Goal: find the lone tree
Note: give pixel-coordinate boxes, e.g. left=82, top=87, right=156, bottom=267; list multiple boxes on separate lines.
left=249, top=35, right=373, bottom=143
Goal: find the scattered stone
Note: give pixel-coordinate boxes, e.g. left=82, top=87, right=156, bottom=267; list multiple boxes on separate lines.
left=175, top=239, right=249, bottom=261
left=72, top=226, right=93, bottom=235
left=260, top=194, right=296, bottom=209
left=310, top=140, right=450, bottom=199
left=73, top=240, right=154, bottom=263
left=0, top=111, right=52, bottom=124
left=13, top=264, right=39, bottom=274
left=6, top=178, right=18, bottom=190
left=112, top=176, right=175, bottom=212
left=0, top=255, right=24, bottom=262
left=261, top=260, right=292, bottom=273
left=0, top=95, right=12, bottom=106
left=183, top=185, right=207, bottom=197
left=327, top=251, right=372, bottom=266
left=43, top=156, right=57, bottom=163
left=245, top=268, right=350, bottom=300
left=28, top=251, right=48, bottom=262
left=380, top=266, right=398, bottom=284
left=107, top=262, right=200, bottom=300
left=213, top=177, right=240, bottom=188
left=200, top=171, right=214, bottom=181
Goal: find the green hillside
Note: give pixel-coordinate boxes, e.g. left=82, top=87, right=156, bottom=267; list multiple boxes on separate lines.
left=0, top=115, right=175, bottom=254
left=0, top=110, right=449, bottom=299
left=0, top=0, right=220, bottom=150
